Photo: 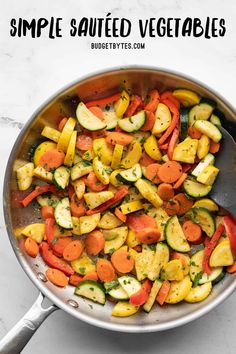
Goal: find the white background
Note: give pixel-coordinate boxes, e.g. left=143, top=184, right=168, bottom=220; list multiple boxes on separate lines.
left=0, top=0, right=236, bottom=353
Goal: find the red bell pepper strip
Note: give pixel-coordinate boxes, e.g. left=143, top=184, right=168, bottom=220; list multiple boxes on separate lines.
left=125, top=95, right=142, bottom=117
left=144, top=89, right=160, bottom=112
left=86, top=187, right=129, bottom=215
left=45, top=218, right=56, bottom=245
left=21, top=185, right=62, bottom=207
left=167, top=127, right=179, bottom=160
left=158, top=99, right=180, bottom=146
left=223, top=215, right=236, bottom=255
left=202, top=223, right=224, bottom=275
left=160, top=91, right=180, bottom=110
left=85, top=93, right=121, bottom=108
left=156, top=280, right=171, bottom=305
left=39, top=242, right=74, bottom=276
left=130, top=279, right=152, bottom=306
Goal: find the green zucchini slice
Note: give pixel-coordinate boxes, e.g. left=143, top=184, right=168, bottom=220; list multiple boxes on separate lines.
left=193, top=120, right=222, bottom=143
left=188, top=102, right=215, bottom=126
left=180, top=107, right=189, bottom=140
left=191, top=153, right=215, bottom=177
left=53, top=166, right=70, bottom=190
left=185, top=207, right=215, bottom=237
left=165, top=215, right=190, bottom=253
left=76, top=102, right=106, bottom=131
left=117, top=163, right=142, bottom=183
left=54, top=197, right=73, bottom=229
left=183, top=179, right=212, bottom=198
left=75, top=280, right=106, bottom=305
left=118, top=111, right=146, bottom=132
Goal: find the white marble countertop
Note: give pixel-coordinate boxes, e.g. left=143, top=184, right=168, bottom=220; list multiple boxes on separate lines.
left=0, top=0, right=236, bottom=353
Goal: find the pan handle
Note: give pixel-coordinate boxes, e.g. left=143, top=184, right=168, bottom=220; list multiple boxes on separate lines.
left=0, top=292, right=58, bottom=354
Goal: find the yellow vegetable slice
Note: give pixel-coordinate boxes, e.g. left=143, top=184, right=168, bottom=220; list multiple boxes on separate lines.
left=84, top=191, right=114, bottom=209
left=145, top=205, right=169, bottom=241
left=103, top=226, right=128, bottom=254
left=209, top=240, right=234, bottom=267
left=197, top=165, right=219, bottom=186
left=120, top=200, right=143, bottom=214
left=193, top=198, right=219, bottom=212
left=33, top=166, right=53, bottom=182
left=114, top=90, right=130, bottom=118
left=165, top=275, right=192, bottom=304
left=21, top=223, right=45, bottom=243
left=152, top=103, right=171, bottom=135
left=98, top=212, right=123, bottom=229
left=109, top=169, right=125, bottom=187
left=197, top=135, right=210, bottom=160
left=173, top=138, right=198, bottom=164
left=79, top=213, right=101, bottom=235
left=71, top=161, right=93, bottom=181
left=173, top=89, right=200, bottom=107
left=148, top=243, right=170, bottom=281
left=71, top=253, right=96, bottom=275
left=72, top=179, right=86, bottom=200
left=33, top=141, right=56, bottom=166
left=71, top=216, right=81, bottom=236
left=185, top=282, right=212, bottom=303
left=126, top=229, right=140, bottom=248
left=93, top=157, right=110, bottom=185
left=144, top=135, right=162, bottom=161
left=82, top=150, right=94, bottom=161
left=93, top=138, right=113, bottom=165
left=135, top=246, right=155, bottom=281
left=135, top=179, right=163, bottom=208
left=16, top=162, right=34, bottom=191
left=41, top=126, right=61, bottom=143
left=112, top=301, right=139, bottom=317
left=57, top=117, right=76, bottom=152
left=64, top=130, right=77, bottom=167
left=111, top=144, right=123, bottom=169
left=161, top=259, right=184, bottom=281
left=121, top=142, right=142, bottom=168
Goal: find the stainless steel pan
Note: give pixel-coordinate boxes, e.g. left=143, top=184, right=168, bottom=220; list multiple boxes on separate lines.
left=1, top=67, right=236, bottom=354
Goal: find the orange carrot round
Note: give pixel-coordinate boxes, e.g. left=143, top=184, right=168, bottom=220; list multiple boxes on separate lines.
left=157, top=183, right=174, bottom=201
left=156, top=280, right=171, bottom=305
left=141, top=111, right=156, bottom=131
left=140, top=151, right=155, bottom=167
left=127, top=214, right=157, bottom=231
left=46, top=268, right=68, bottom=287
left=163, top=199, right=180, bottom=216
left=89, top=106, right=104, bottom=120
left=52, top=237, right=72, bottom=257
left=39, top=149, right=65, bottom=171
left=146, top=163, right=162, bottom=184
left=182, top=220, right=202, bottom=243
left=25, top=237, right=39, bottom=258
left=84, top=172, right=107, bottom=192
left=69, top=274, right=83, bottom=286
left=188, top=126, right=202, bottom=139
left=111, top=249, right=134, bottom=273
left=58, top=117, right=68, bottom=132
left=106, top=132, right=134, bottom=146
left=136, top=228, right=160, bottom=244
left=41, top=206, right=54, bottom=220
left=114, top=208, right=127, bottom=222
left=210, top=141, right=220, bottom=154
left=83, top=271, right=98, bottom=282
left=96, top=259, right=116, bottom=282
left=63, top=240, right=84, bottom=261
left=173, top=193, right=194, bottom=216
left=85, top=230, right=105, bottom=256
left=70, top=195, right=87, bottom=217
left=76, top=134, right=93, bottom=151
left=158, top=161, right=183, bottom=183
left=173, top=173, right=188, bottom=190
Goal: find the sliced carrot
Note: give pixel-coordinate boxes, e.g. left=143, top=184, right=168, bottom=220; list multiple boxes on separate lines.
left=144, top=89, right=160, bottom=112
left=157, top=183, right=174, bottom=201
left=69, top=274, right=83, bottom=286
left=127, top=214, right=157, bottom=231
left=46, top=268, right=68, bottom=287
left=70, top=195, right=87, bottom=217
left=85, top=93, right=121, bottom=108
left=25, top=237, right=39, bottom=258
left=227, top=262, right=236, bottom=273
left=125, top=95, right=142, bottom=117
left=156, top=280, right=171, bottom=305
left=115, top=208, right=127, bottom=222
left=163, top=199, right=180, bottom=216
left=76, top=134, right=93, bottom=151
left=210, top=141, right=220, bottom=154
left=52, top=237, right=72, bottom=257
left=89, top=106, right=104, bottom=120
left=160, top=91, right=180, bottom=110
left=141, top=110, right=156, bottom=131
left=136, top=228, right=160, bottom=244
left=58, top=117, right=68, bottom=132
left=96, top=259, right=116, bottom=282
left=173, top=193, right=194, bottom=216
left=83, top=271, right=98, bottom=282
left=140, top=151, right=155, bottom=167
left=182, top=220, right=202, bottom=243
left=188, top=126, right=202, bottom=139
left=158, top=161, right=182, bottom=183
left=39, top=149, right=65, bottom=171
left=84, top=172, right=107, bottom=192
left=111, top=249, right=134, bottom=273
left=63, top=240, right=84, bottom=261
left=146, top=163, right=162, bottom=184
left=41, top=206, right=54, bottom=220
left=105, top=132, right=133, bottom=146
left=173, top=173, right=188, bottom=190
left=85, top=230, right=105, bottom=256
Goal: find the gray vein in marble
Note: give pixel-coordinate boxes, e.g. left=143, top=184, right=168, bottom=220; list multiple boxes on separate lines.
left=0, top=117, right=23, bottom=130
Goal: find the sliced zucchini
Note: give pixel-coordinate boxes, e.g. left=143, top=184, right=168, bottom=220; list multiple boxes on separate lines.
left=111, top=144, right=123, bottom=170
left=180, top=107, right=189, bottom=140
left=93, top=156, right=110, bottom=185
left=112, top=301, right=139, bottom=317
left=118, top=111, right=146, bottom=132
left=33, top=166, right=53, bottom=182
left=120, top=200, right=143, bottom=214
left=76, top=102, right=106, bottom=131
left=82, top=150, right=94, bottom=161
left=135, top=178, right=163, bottom=208
left=183, top=178, right=212, bottom=198
left=71, top=160, right=93, bottom=181
left=41, top=126, right=61, bottom=143
left=193, top=198, right=219, bottom=212
left=209, top=240, right=234, bottom=267
left=121, top=142, right=142, bottom=169
left=80, top=213, right=101, bottom=235
left=33, top=141, right=56, bottom=166
left=191, top=153, right=215, bottom=177
left=173, top=89, right=200, bottom=107
left=103, top=111, right=119, bottom=130
left=118, top=275, right=141, bottom=297
left=161, top=259, right=184, bottom=281
left=165, top=216, right=190, bottom=253
left=54, top=197, right=73, bottom=229
left=117, top=164, right=142, bottom=183
left=193, top=120, right=222, bottom=143
left=185, top=282, right=212, bottom=303
left=75, top=280, right=105, bottom=305
left=172, top=138, right=198, bottom=164
left=186, top=207, right=215, bottom=237
left=37, top=194, right=59, bottom=208
left=188, top=102, right=215, bottom=126
left=98, top=212, right=123, bottom=230
left=165, top=276, right=192, bottom=304
left=53, top=166, right=70, bottom=190
left=57, top=117, right=76, bottom=152
left=190, top=250, right=223, bottom=284
left=16, top=162, right=34, bottom=191
left=152, top=103, right=171, bottom=135
left=143, top=135, right=162, bottom=161
left=109, top=169, right=125, bottom=187
left=108, top=285, right=129, bottom=300
left=197, top=165, right=219, bottom=186
left=103, top=226, right=128, bottom=254
left=143, top=280, right=162, bottom=313
left=210, top=108, right=224, bottom=126
left=84, top=191, right=114, bottom=210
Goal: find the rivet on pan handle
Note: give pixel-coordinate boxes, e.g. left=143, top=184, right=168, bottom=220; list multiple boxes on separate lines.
left=0, top=292, right=58, bottom=354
